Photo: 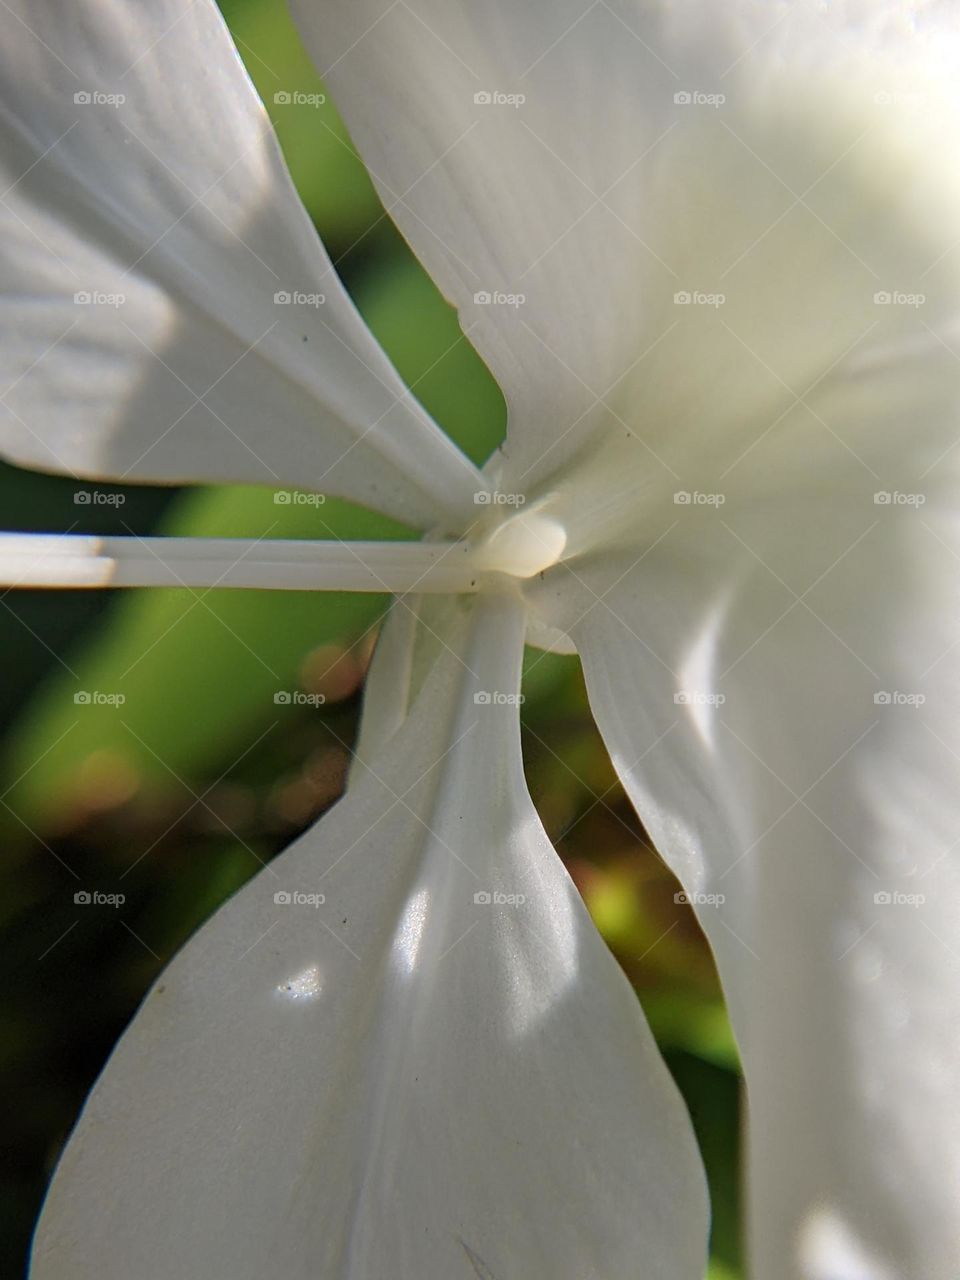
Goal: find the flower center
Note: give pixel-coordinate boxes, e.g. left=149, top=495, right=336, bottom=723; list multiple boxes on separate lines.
left=468, top=508, right=568, bottom=579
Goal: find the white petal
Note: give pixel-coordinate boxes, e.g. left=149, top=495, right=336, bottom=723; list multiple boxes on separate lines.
left=33, top=591, right=707, bottom=1279
left=503, top=11, right=960, bottom=1272
left=292, top=1, right=960, bottom=497
left=529, top=467, right=960, bottom=1277
left=0, top=0, right=484, bottom=527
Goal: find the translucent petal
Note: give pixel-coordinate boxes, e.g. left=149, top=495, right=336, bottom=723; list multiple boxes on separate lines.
left=33, top=591, right=707, bottom=1279
left=0, top=0, right=484, bottom=527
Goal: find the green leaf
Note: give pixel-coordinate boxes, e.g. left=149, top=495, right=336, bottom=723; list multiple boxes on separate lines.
left=2, top=486, right=400, bottom=830
left=217, top=0, right=382, bottom=250
left=643, top=990, right=741, bottom=1073
left=353, top=250, right=506, bottom=468
left=707, top=1260, right=742, bottom=1280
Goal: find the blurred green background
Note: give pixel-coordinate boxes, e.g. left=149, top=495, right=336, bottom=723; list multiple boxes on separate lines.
left=0, top=2, right=743, bottom=1275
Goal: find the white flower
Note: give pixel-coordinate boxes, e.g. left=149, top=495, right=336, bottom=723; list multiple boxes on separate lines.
left=4, top=1, right=960, bottom=1277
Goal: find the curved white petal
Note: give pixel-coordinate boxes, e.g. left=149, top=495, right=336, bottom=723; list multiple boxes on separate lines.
left=32, top=591, right=707, bottom=1279
left=529, top=468, right=960, bottom=1278
left=0, top=0, right=484, bottom=527
left=292, top=1, right=960, bottom=498
left=498, top=9, right=960, bottom=1273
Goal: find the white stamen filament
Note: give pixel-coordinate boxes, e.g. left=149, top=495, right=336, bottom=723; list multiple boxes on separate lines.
left=0, top=533, right=484, bottom=594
